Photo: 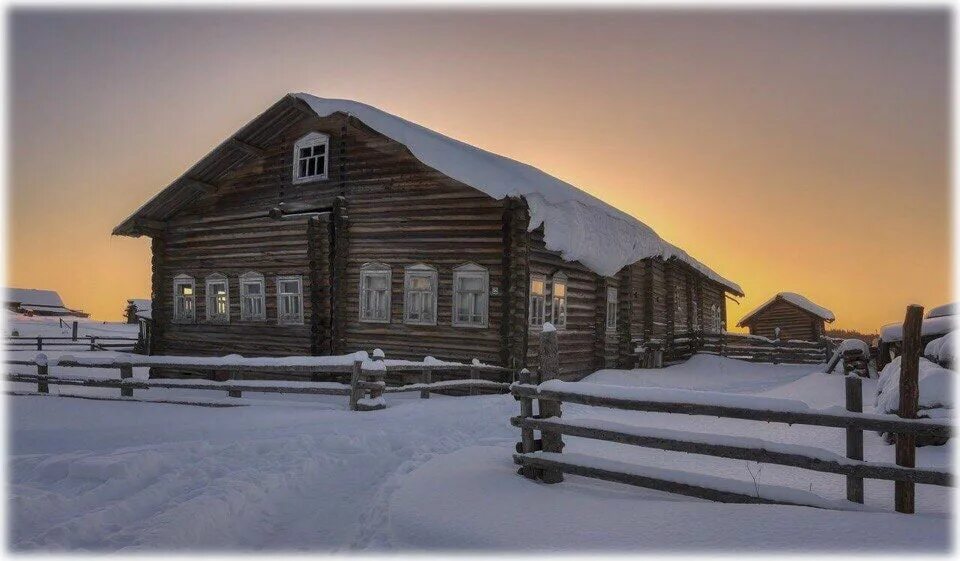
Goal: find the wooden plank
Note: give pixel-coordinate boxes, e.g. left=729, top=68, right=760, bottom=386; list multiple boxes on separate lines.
left=513, top=453, right=841, bottom=508
left=845, top=375, right=864, bottom=502
left=896, top=304, right=924, bottom=513
left=510, top=384, right=950, bottom=437
left=229, top=137, right=267, bottom=159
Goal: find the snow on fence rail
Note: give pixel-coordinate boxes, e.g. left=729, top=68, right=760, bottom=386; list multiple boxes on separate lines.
left=510, top=376, right=951, bottom=512
left=4, top=352, right=514, bottom=411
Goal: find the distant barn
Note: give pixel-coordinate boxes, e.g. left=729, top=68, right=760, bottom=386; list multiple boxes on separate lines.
left=3, top=288, right=89, bottom=318
left=737, top=292, right=834, bottom=342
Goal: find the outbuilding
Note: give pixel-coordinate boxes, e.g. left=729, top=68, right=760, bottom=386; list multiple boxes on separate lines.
left=737, top=292, right=834, bottom=342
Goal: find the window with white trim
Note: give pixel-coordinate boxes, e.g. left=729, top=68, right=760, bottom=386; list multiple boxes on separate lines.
left=453, top=263, right=489, bottom=328
left=360, top=263, right=391, bottom=323
left=173, top=274, right=195, bottom=323
left=239, top=272, right=266, bottom=321
left=709, top=303, right=723, bottom=333
left=404, top=264, right=437, bottom=325
left=205, top=274, right=230, bottom=323
left=292, top=132, right=329, bottom=184
left=529, top=274, right=546, bottom=329
left=606, top=287, right=618, bottom=331
left=276, top=276, right=304, bottom=325
left=550, top=273, right=568, bottom=330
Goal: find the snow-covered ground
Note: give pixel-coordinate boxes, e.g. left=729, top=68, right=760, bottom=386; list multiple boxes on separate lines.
left=6, top=348, right=952, bottom=552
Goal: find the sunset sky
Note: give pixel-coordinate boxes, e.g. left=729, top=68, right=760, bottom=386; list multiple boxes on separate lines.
left=7, top=9, right=950, bottom=331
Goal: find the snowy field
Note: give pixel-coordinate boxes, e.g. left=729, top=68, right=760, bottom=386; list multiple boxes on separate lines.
left=5, top=329, right=953, bottom=552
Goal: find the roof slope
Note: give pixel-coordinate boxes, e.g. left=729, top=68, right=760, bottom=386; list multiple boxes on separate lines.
left=295, top=95, right=741, bottom=294
left=4, top=288, right=65, bottom=308
left=737, top=292, right=835, bottom=326
left=114, top=93, right=742, bottom=295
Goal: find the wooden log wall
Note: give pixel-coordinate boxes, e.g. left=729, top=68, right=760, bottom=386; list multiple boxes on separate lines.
left=742, top=299, right=824, bottom=342
left=151, top=114, right=347, bottom=359
left=337, top=118, right=508, bottom=364
left=501, top=197, right=531, bottom=370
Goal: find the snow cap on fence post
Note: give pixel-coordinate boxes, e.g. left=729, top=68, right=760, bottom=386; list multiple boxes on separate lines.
left=34, top=353, right=48, bottom=367
left=372, top=348, right=385, bottom=361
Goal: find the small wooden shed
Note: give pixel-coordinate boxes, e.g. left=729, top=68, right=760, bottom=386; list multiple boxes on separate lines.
left=737, top=292, right=834, bottom=341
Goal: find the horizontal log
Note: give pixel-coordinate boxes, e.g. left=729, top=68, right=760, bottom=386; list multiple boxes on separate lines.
left=513, top=453, right=832, bottom=508
left=512, top=417, right=951, bottom=486
left=510, top=385, right=951, bottom=437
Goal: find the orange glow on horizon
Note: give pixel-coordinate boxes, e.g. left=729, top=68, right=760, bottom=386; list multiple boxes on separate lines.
left=7, top=10, right=950, bottom=333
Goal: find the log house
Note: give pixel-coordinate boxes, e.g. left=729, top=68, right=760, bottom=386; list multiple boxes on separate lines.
left=114, top=94, right=743, bottom=380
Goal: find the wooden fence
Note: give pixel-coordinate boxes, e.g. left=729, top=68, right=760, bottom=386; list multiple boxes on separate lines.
left=5, top=335, right=139, bottom=352
left=642, top=331, right=837, bottom=366
left=511, top=378, right=950, bottom=511
left=5, top=355, right=514, bottom=411
left=517, top=306, right=947, bottom=513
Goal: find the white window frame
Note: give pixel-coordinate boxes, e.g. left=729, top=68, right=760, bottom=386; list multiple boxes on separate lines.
left=204, top=273, right=230, bottom=323
left=292, top=132, right=330, bottom=184
left=173, top=274, right=195, bottom=324
left=529, top=274, right=546, bottom=329
left=403, top=264, right=438, bottom=326
left=239, top=271, right=266, bottom=321
left=452, top=263, right=489, bottom=328
left=606, top=287, right=618, bottom=331
left=276, top=275, right=304, bottom=325
left=359, top=262, right=392, bottom=324
left=550, top=273, right=568, bottom=330
left=709, top=303, right=723, bottom=333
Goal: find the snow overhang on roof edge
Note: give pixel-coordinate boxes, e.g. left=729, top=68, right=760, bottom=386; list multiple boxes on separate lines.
left=295, top=94, right=742, bottom=295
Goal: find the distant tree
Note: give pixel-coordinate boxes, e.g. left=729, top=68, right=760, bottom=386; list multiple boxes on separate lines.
left=825, top=328, right=878, bottom=345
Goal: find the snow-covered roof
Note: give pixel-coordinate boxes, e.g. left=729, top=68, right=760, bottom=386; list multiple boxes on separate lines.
left=880, top=315, right=956, bottom=343
left=294, top=94, right=742, bottom=295
left=737, top=292, right=835, bottom=327
left=927, top=303, right=957, bottom=319
left=4, top=288, right=65, bottom=308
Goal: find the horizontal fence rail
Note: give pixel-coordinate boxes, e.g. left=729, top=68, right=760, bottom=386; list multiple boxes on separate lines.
left=5, top=335, right=139, bottom=352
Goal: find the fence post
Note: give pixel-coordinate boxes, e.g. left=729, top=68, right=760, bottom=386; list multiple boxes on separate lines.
left=896, top=304, right=923, bottom=514
left=538, top=395, right=564, bottom=484
left=469, top=364, right=479, bottom=396
left=420, top=367, right=432, bottom=399
left=72, top=321, right=78, bottom=341
left=89, top=337, right=97, bottom=351
left=348, top=360, right=363, bottom=411
left=36, top=336, right=42, bottom=351
left=36, top=354, right=48, bottom=394
left=845, top=375, right=864, bottom=503
left=539, top=326, right=560, bottom=382
left=514, top=368, right=539, bottom=480
left=119, top=364, right=133, bottom=397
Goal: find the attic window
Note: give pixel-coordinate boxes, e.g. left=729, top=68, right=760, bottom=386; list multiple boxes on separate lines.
left=292, top=132, right=329, bottom=184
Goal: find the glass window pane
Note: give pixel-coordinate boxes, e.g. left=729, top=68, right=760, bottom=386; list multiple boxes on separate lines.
left=459, top=276, right=482, bottom=291
left=554, top=283, right=566, bottom=297
left=300, top=147, right=311, bottom=158
left=531, top=279, right=544, bottom=295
